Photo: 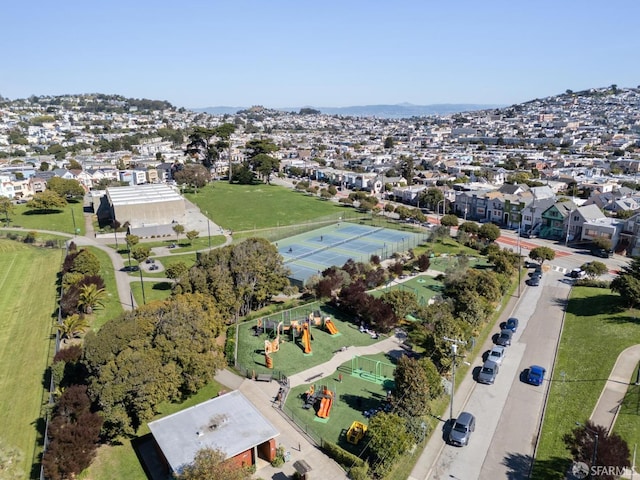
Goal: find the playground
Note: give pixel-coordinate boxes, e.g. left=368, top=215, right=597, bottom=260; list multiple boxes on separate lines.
left=237, top=305, right=382, bottom=377
left=282, top=352, right=398, bottom=457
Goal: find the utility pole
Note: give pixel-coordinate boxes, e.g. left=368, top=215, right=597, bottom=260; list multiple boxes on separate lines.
left=444, top=336, right=467, bottom=420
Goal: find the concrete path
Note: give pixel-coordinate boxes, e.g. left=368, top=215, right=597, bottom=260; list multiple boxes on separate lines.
left=590, top=344, right=640, bottom=433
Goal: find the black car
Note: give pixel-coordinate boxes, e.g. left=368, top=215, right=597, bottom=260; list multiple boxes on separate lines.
left=591, top=248, right=613, bottom=258
left=496, top=329, right=513, bottom=346
left=526, top=276, right=540, bottom=286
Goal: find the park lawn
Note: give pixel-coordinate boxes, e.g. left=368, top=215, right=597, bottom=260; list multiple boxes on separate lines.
left=82, top=380, right=225, bottom=480
left=130, top=280, right=173, bottom=306
left=370, top=274, right=443, bottom=307
left=186, top=181, right=345, bottom=232
left=533, top=287, right=640, bottom=479
left=236, top=304, right=381, bottom=377
left=8, top=201, right=85, bottom=235
left=85, top=247, right=124, bottom=330
left=0, top=240, right=62, bottom=478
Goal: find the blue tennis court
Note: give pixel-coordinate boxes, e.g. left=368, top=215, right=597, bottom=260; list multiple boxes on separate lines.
left=276, top=222, right=428, bottom=286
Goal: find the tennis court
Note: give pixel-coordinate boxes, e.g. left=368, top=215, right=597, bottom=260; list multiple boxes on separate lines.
left=277, top=222, right=428, bottom=286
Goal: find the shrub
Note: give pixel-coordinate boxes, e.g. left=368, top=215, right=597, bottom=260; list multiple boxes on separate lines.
left=321, top=441, right=366, bottom=470
left=349, top=464, right=370, bottom=480
left=575, top=278, right=611, bottom=288
left=225, top=325, right=236, bottom=365
left=270, top=446, right=286, bottom=467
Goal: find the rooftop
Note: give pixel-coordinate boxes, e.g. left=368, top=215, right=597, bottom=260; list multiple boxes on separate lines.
left=148, top=390, right=279, bottom=473
left=106, top=183, right=182, bottom=206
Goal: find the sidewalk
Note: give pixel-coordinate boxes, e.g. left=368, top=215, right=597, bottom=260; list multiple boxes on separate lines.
left=590, top=344, right=640, bottom=433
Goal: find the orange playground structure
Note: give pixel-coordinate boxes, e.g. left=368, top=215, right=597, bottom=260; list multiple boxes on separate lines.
left=324, top=318, right=339, bottom=335
left=263, top=322, right=282, bottom=369
left=316, top=387, right=334, bottom=418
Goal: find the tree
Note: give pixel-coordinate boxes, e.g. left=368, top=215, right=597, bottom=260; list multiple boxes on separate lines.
left=529, top=246, right=556, bottom=264
left=592, top=237, right=612, bottom=251
left=78, top=283, right=107, bottom=314
left=384, top=136, right=395, bottom=149
left=56, top=314, right=90, bottom=343
left=184, top=127, right=217, bottom=168
left=563, top=421, right=630, bottom=479
left=419, top=187, right=444, bottom=210
left=42, top=385, right=103, bottom=480
left=392, top=356, right=432, bottom=420
left=186, top=230, right=199, bottom=245
left=173, top=163, right=211, bottom=189
left=399, top=156, right=415, bottom=185
left=367, top=412, right=411, bottom=476
left=440, top=214, right=459, bottom=227
left=39, top=161, right=50, bottom=171
left=26, top=190, right=67, bottom=212
left=581, top=261, right=607, bottom=279
left=249, top=153, right=280, bottom=184
left=165, top=262, right=188, bottom=281
left=125, top=234, right=139, bottom=268
left=0, top=196, right=14, bottom=226
left=478, top=223, right=501, bottom=243
left=70, top=249, right=101, bottom=276
left=177, top=447, right=253, bottom=480
left=611, top=257, right=640, bottom=308
left=47, top=177, right=85, bottom=198
left=173, top=224, right=185, bottom=243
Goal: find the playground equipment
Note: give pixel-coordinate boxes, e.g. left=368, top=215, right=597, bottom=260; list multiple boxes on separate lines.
left=324, top=317, right=339, bottom=335
left=316, top=387, right=334, bottom=419
left=301, top=323, right=312, bottom=355
left=264, top=322, right=283, bottom=369
left=302, top=384, right=316, bottom=409
left=351, top=355, right=396, bottom=385
left=346, top=421, right=367, bottom=445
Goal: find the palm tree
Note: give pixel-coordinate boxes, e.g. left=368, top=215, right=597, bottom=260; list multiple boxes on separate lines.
left=56, top=314, right=90, bottom=343
left=77, top=284, right=107, bottom=314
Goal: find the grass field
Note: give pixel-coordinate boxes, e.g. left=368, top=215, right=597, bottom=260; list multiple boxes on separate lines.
left=186, top=181, right=346, bottom=232
left=130, top=279, right=173, bottom=306
left=85, top=247, right=124, bottom=330
left=533, top=287, right=640, bottom=479
left=0, top=240, right=62, bottom=478
left=7, top=201, right=85, bottom=235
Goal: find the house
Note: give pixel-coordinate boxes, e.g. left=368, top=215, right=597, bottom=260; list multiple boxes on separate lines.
left=565, top=204, right=607, bottom=243
left=539, top=200, right=578, bottom=240
left=147, top=390, right=279, bottom=476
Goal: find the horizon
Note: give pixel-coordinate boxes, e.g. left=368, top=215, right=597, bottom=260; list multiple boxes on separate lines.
left=3, top=1, right=639, bottom=110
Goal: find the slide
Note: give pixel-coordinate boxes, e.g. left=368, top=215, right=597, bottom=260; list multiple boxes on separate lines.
left=325, top=319, right=339, bottom=335
left=302, top=324, right=312, bottom=354
left=317, top=396, right=333, bottom=418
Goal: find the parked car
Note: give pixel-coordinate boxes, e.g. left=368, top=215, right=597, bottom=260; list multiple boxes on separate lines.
left=496, top=329, right=513, bottom=346
left=526, top=276, right=540, bottom=286
left=527, top=365, right=546, bottom=386
left=449, top=412, right=476, bottom=446
left=591, top=248, right=613, bottom=258
left=505, top=317, right=519, bottom=332
left=569, top=268, right=586, bottom=279
left=488, top=345, right=506, bottom=365
left=478, top=360, right=500, bottom=384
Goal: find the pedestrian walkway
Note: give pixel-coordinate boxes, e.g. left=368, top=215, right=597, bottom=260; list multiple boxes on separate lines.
left=590, top=344, right=640, bottom=433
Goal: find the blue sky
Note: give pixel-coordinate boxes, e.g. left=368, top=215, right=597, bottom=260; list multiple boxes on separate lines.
left=3, top=1, right=639, bottom=109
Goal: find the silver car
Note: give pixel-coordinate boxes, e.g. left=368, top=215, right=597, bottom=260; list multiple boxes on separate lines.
left=477, top=360, right=499, bottom=384
left=449, top=411, right=476, bottom=446
left=488, top=345, right=506, bottom=365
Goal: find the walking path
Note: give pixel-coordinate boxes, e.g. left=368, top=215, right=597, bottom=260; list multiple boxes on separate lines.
left=590, top=344, right=640, bottom=433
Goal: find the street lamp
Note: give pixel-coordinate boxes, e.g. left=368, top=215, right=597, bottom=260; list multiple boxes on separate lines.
left=444, top=337, right=467, bottom=420
left=576, top=422, right=599, bottom=473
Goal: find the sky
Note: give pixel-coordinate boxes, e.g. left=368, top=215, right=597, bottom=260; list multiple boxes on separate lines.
left=3, top=0, right=639, bottom=109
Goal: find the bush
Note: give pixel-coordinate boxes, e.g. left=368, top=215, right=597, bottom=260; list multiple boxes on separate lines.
left=321, top=441, right=366, bottom=470
left=575, top=278, right=611, bottom=288
left=270, top=446, right=286, bottom=467
left=349, top=464, right=370, bottom=480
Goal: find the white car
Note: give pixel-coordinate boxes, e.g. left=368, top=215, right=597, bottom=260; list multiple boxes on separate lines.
left=488, top=345, right=506, bottom=365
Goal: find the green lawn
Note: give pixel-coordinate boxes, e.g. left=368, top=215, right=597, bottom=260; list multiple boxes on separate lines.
left=130, top=279, right=173, bottom=306
left=0, top=240, right=62, bottom=478
left=85, top=247, right=124, bottom=330
left=7, top=201, right=85, bottom=235
left=236, top=304, right=381, bottom=377
left=533, top=287, right=640, bottom=479
left=186, top=181, right=347, bottom=233
left=81, top=380, right=226, bottom=480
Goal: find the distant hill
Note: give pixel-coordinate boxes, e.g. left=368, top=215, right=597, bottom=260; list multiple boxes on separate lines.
left=193, top=103, right=504, bottom=119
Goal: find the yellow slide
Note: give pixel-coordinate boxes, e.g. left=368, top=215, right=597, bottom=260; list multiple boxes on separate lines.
left=302, top=324, right=312, bottom=354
